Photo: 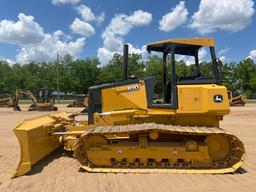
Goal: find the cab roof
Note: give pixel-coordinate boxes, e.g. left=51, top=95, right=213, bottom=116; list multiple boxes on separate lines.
left=147, top=37, right=215, bottom=56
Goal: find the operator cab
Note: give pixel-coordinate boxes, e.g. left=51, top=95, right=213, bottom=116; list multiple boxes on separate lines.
left=87, top=38, right=223, bottom=124
left=146, top=37, right=221, bottom=108
left=37, top=89, right=55, bottom=103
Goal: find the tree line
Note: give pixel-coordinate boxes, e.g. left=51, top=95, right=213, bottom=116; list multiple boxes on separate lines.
left=0, top=53, right=256, bottom=98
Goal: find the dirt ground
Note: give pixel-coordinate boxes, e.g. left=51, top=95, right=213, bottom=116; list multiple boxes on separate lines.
left=0, top=104, right=255, bottom=192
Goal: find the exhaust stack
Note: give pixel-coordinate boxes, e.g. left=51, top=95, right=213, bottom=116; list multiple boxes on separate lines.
left=123, top=44, right=129, bottom=80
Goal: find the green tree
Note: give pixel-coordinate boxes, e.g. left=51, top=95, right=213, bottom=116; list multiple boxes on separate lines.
left=97, top=53, right=144, bottom=84
left=144, top=55, right=163, bottom=93
left=68, top=57, right=100, bottom=93
left=0, top=61, right=13, bottom=93
left=235, top=58, right=256, bottom=97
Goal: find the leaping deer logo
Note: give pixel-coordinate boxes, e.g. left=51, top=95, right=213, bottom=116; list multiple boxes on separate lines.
left=214, top=95, right=223, bottom=103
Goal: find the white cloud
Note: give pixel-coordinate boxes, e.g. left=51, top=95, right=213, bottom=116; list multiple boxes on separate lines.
left=198, top=47, right=207, bottom=60
left=103, top=10, right=152, bottom=38
left=52, top=0, right=80, bottom=5
left=97, top=47, right=114, bottom=65
left=70, top=5, right=104, bottom=37
left=159, top=1, right=188, bottom=32
left=0, top=13, right=44, bottom=45
left=16, top=30, right=85, bottom=64
left=76, top=4, right=95, bottom=22
left=177, top=47, right=208, bottom=65
left=219, top=56, right=227, bottom=62
left=75, top=4, right=105, bottom=24
left=190, top=0, right=255, bottom=34
left=218, top=47, right=229, bottom=62
left=98, top=10, right=152, bottom=64
left=96, top=13, right=105, bottom=25
left=125, top=10, right=153, bottom=26
left=97, top=44, right=148, bottom=65
left=0, top=13, right=86, bottom=64
left=70, top=18, right=95, bottom=37
left=128, top=44, right=147, bottom=56
left=219, top=47, right=229, bottom=56
left=248, top=50, right=256, bottom=61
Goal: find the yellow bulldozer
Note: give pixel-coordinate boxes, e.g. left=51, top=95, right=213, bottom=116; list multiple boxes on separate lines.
left=227, top=90, right=246, bottom=106
left=12, top=37, right=245, bottom=178
left=14, top=89, right=58, bottom=111
left=0, top=94, right=18, bottom=108
left=67, top=94, right=88, bottom=108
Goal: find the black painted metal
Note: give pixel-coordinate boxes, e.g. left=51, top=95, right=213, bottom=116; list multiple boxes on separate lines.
left=194, top=48, right=200, bottom=76
left=163, top=51, right=167, bottom=103
left=123, top=44, right=129, bottom=81
left=170, top=45, right=178, bottom=108
left=210, top=47, right=221, bottom=85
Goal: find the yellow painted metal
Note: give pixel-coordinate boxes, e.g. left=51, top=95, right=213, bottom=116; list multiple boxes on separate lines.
left=12, top=113, right=72, bottom=178
left=101, top=81, right=148, bottom=112
left=149, top=131, right=159, bottom=140
left=93, top=83, right=229, bottom=128
left=205, top=135, right=230, bottom=161
left=93, top=109, right=147, bottom=126
left=147, top=37, right=215, bottom=48
left=75, top=123, right=245, bottom=174
left=12, top=81, right=240, bottom=177
left=177, top=84, right=229, bottom=114
left=86, top=142, right=210, bottom=166
left=101, top=83, right=229, bottom=115
left=11, top=37, right=245, bottom=177
left=81, top=161, right=244, bottom=174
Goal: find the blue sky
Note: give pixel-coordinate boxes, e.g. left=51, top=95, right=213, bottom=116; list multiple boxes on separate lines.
left=0, top=0, right=255, bottom=64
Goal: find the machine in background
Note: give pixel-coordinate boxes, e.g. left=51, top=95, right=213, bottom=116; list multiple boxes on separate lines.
left=228, top=90, right=246, bottom=106
left=67, top=94, right=88, bottom=109
left=0, top=94, right=18, bottom=108
left=14, top=89, right=58, bottom=111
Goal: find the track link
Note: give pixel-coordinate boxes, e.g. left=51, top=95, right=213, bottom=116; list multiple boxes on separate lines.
left=74, top=123, right=245, bottom=174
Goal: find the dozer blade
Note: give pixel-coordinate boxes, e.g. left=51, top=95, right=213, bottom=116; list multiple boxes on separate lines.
left=12, top=114, right=67, bottom=178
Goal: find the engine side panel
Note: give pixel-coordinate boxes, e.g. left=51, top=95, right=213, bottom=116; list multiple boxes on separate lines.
left=90, top=78, right=229, bottom=127
left=101, top=82, right=147, bottom=112
left=177, top=84, right=230, bottom=115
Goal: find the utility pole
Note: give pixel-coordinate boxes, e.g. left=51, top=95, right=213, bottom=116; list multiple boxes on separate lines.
left=57, top=54, right=60, bottom=104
